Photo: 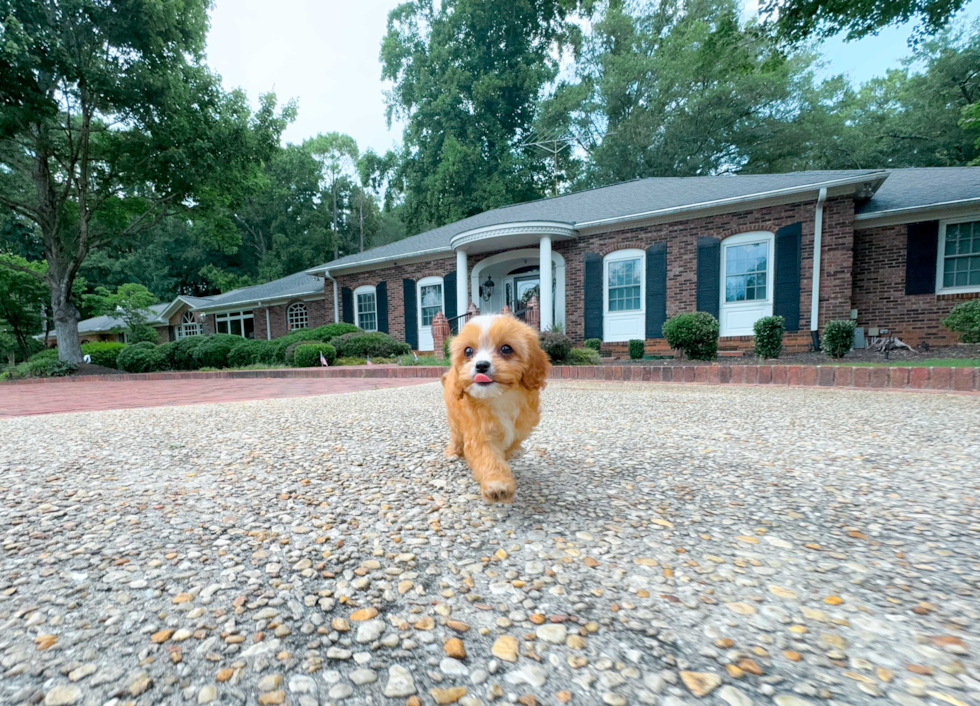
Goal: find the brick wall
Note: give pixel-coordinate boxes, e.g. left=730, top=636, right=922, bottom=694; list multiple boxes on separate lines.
left=259, top=298, right=331, bottom=340
left=852, top=223, right=980, bottom=345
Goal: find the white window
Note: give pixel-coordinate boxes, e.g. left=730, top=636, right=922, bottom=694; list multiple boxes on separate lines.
left=354, top=285, right=378, bottom=332
left=937, top=217, right=980, bottom=293
left=603, top=249, right=645, bottom=342
left=176, top=311, right=202, bottom=339
left=287, top=302, right=309, bottom=330
left=416, top=276, right=444, bottom=352
left=720, top=231, right=774, bottom=337
left=214, top=310, right=255, bottom=339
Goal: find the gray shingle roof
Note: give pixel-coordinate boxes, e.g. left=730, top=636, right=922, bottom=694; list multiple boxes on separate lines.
left=856, top=167, right=980, bottom=215
left=196, top=271, right=323, bottom=310
left=308, top=168, right=980, bottom=274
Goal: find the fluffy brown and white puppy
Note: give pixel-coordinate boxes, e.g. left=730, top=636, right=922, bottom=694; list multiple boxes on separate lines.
left=442, top=314, right=550, bottom=503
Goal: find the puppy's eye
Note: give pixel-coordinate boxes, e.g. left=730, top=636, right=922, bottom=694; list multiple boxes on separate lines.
left=463, top=347, right=474, bottom=357
left=500, top=345, right=513, bottom=355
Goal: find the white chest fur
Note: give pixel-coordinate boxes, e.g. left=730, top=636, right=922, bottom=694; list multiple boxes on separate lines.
left=488, top=388, right=523, bottom=449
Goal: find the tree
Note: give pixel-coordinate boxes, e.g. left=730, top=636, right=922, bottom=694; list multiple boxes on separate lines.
left=0, top=254, right=48, bottom=360
left=760, top=0, right=970, bottom=43
left=381, top=0, right=577, bottom=233
left=0, top=0, right=291, bottom=363
left=304, top=132, right=360, bottom=259
left=88, top=282, right=158, bottom=341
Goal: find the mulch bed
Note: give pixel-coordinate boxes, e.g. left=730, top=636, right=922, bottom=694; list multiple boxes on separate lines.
left=605, top=344, right=980, bottom=366
left=74, top=363, right=126, bottom=376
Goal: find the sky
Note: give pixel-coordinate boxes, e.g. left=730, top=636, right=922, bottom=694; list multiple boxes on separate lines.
left=205, top=0, right=979, bottom=156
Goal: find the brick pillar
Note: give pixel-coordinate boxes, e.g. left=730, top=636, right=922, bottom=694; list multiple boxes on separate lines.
left=501, top=305, right=511, bottom=315
left=526, top=295, right=540, bottom=331
left=432, top=311, right=450, bottom=359
left=467, top=302, right=479, bottom=318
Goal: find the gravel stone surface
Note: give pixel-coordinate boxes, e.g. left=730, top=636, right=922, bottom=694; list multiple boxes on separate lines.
left=1, top=381, right=978, bottom=706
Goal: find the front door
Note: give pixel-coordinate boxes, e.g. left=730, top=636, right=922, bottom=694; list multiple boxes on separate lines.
left=417, top=277, right=444, bottom=352
left=720, top=232, right=773, bottom=336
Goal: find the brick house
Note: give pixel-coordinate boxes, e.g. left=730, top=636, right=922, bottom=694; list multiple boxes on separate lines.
left=304, top=168, right=980, bottom=353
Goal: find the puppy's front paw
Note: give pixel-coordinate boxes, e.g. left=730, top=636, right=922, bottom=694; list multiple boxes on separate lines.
left=505, top=444, right=525, bottom=460
left=481, top=478, right=516, bottom=504
left=444, top=444, right=462, bottom=458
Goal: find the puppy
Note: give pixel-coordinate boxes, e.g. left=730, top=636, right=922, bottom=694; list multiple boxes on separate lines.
left=442, top=314, right=550, bottom=503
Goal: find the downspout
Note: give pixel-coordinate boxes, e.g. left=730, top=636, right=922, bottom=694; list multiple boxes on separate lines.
left=324, top=272, right=340, bottom=323
left=258, top=301, right=271, bottom=340
left=810, top=188, right=827, bottom=350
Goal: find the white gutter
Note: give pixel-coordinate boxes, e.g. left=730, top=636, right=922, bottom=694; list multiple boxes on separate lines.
left=258, top=301, right=271, bottom=340
left=810, top=188, right=827, bottom=337
left=323, top=273, right=340, bottom=323
left=306, top=246, right=450, bottom=276
left=853, top=196, right=980, bottom=220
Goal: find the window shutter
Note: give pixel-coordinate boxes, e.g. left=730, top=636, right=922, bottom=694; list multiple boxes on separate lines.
left=443, top=270, right=457, bottom=322
left=645, top=243, right=667, bottom=338
left=403, top=278, right=418, bottom=349
left=341, top=287, right=354, bottom=324
left=168, top=326, right=176, bottom=342
left=696, top=236, right=721, bottom=319
left=584, top=252, right=603, bottom=340
left=774, top=222, right=802, bottom=332
left=376, top=281, right=388, bottom=334
left=905, top=221, right=939, bottom=295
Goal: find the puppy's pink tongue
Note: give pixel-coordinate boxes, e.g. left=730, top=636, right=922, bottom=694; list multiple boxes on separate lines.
left=474, top=373, right=493, bottom=383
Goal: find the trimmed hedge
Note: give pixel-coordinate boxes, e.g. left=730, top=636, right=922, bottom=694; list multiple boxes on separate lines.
left=229, top=339, right=278, bottom=367
left=539, top=331, right=573, bottom=363
left=293, top=343, right=336, bottom=368
left=117, top=342, right=169, bottom=373
left=332, top=331, right=411, bottom=359
left=663, top=312, right=719, bottom=361
left=271, top=323, right=361, bottom=362
left=628, top=339, right=645, bottom=360
left=584, top=338, right=602, bottom=352
left=4, top=357, right=77, bottom=379
left=753, top=315, right=785, bottom=359
left=81, top=341, right=127, bottom=369
left=568, top=347, right=602, bottom=365
left=29, top=348, right=60, bottom=363
left=821, top=320, right=856, bottom=358
left=942, top=299, right=980, bottom=343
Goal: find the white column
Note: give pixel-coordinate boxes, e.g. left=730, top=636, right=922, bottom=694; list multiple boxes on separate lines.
left=539, top=235, right=553, bottom=331
left=332, top=278, right=339, bottom=323
left=456, top=249, right=468, bottom=318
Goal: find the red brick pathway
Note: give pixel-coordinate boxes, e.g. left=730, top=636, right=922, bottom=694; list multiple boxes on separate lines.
left=0, top=377, right=432, bottom=418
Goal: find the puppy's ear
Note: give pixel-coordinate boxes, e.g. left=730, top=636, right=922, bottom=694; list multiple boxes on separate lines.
left=446, top=361, right=467, bottom=400
left=521, top=338, right=550, bottom=391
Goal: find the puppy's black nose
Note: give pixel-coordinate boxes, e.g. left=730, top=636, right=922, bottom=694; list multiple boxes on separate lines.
left=475, top=361, right=491, bottom=373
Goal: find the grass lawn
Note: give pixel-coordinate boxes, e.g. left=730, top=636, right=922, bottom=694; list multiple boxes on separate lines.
left=828, top=358, right=980, bottom=367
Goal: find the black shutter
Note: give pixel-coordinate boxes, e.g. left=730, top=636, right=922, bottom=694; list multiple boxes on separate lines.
left=403, top=278, right=418, bottom=349
left=584, top=252, right=603, bottom=341
left=443, top=270, right=457, bottom=322
left=168, top=326, right=176, bottom=342
left=696, top=236, right=721, bottom=319
left=376, top=281, right=388, bottom=333
left=341, top=287, right=354, bottom=324
left=905, top=221, right=939, bottom=295
left=645, top=243, right=667, bottom=338
left=774, top=222, right=802, bottom=332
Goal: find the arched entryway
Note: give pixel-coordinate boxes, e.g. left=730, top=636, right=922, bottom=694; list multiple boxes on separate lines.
left=469, top=249, right=566, bottom=330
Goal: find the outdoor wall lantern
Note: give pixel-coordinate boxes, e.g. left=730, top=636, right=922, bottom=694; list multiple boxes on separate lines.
left=480, top=275, right=495, bottom=301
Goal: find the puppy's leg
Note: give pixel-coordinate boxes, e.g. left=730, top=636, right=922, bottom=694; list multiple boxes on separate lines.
left=505, top=398, right=539, bottom=460
left=504, top=441, right=524, bottom=460
left=445, top=425, right=464, bottom=458
left=464, top=440, right=516, bottom=503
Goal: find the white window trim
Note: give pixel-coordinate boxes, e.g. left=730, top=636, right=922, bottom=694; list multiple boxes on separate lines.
left=176, top=311, right=202, bottom=339
left=719, top=231, right=775, bottom=337
left=353, top=285, right=378, bottom=332
left=214, top=310, right=254, bottom=338
left=602, top=249, right=646, bottom=343
left=417, top=276, right=445, bottom=328
left=287, top=301, right=309, bottom=330
left=936, top=215, right=980, bottom=295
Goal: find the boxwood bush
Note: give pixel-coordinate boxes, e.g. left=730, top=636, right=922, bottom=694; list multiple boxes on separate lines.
left=5, top=358, right=78, bottom=379
left=270, top=323, right=361, bottom=362
left=584, top=338, right=602, bottom=352
left=942, top=299, right=980, bottom=343
left=229, top=339, right=278, bottom=367
left=628, top=339, right=645, bottom=359
left=117, top=342, right=169, bottom=373
left=662, top=312, right=719, bottom=361
left=538, top=330, right=573, bottom=363
left=821, top=320, right=856, bottom=358
left=168, top=335, right=207, bottom=370
left=568, top=347, right=602, bottom=365
left=81, top=341, right=127, bottom=368
left=752, top=315, right=785, bottom=359
left=332, top=331, right=411, bottom=359
left=29, top=348, right=60, bottom=363
left=293, top=343, right=336, bottom=368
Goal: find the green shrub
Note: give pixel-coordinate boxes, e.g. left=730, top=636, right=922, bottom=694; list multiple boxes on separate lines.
left=332, top=331, right=411, bottom=359
left=628, top=339, right=645, bottom=359
left=821, top=320, right=856, bottom=358
left=753, top=316, right=785, bottom=359
left=584, top=338, right=602, bottom=352
left=399, top=354, right=450, bottom=366
left=568, top=347, right=602, bottom=365
left=662, top=312, right=719, bottom=361
left=268, top=323, right=361, bottom=363
left=7, top=358, right=78, bottom=379
left=168, top=335, right=207, bottom=370
left=193, top=334, right=241, bottom=369
left=538, top=330, right=573, bottom=363
left=229, top=339, right=277, bottom=367
left=126, top=324, right=160, bottom=344
left=443, top=334, right=454, bottom=360
left=942, top=299, right=980, bottom=343
left=81, top=341, right=127, bottom=368
left=117, top=342, right=169, bottom=373
left=335, top=356, right=366, bottom=366
left=293, top=343, right=336, bottom=368
left=29, top=348, right=60, bottom=363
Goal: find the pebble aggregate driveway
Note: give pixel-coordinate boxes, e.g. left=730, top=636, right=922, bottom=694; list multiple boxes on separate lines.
left=0, top=381, right=978, bottom=706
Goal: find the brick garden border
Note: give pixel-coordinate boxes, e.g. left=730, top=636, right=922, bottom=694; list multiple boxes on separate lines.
left=3, top=364, right=979, bottom=393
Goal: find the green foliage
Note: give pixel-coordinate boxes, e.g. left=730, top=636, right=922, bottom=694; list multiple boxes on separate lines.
left=228, top=340, right=277, bottom=368
left=293, top=343, right=337, bottom=368
left=821, top=320, right=857, bottom=358
left=117, top=343, right=169, bottom=373
left=331, top=332, right=411, bottom=359
left=336, top=357, right=368, bottom=366
left=89, top=283, right=158, bottom=331
left=538, top=330, right=573, bottom=363
left=753, top=316, right=786, bottom=359
left=0, top=255, right=49, bottom=359
left=4, top=358, right=77, bottom=379
left=271, top=323, right=362, bottom=364
left=29, top=348, right=60, bottom=363
left=761, top=0, right=967, bottom=42
left=941, top=299, right=980, bottom=342
left=568, top=347, right=602, bottom=365
left=443, top=335, right=454, bottom=360
left=628, top=339, right=645, bottom=359
left=398, top=354, right=450, bottom=366
left=81, top=342, right=127, bottom=369
left=193, top=334, right=242, bottom=369
left=126, top=324, right=161, bottom=345
left=584, top=338, right=602, bottom=352
left=168, top=336, right=208, bottom=371
left=663, top=312, right=719, bottom=361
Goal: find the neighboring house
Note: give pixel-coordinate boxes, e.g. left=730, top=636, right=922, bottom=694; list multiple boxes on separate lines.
left=305, top=168, right=980, bottom=352
left=42, top=302, right=172, bottom=346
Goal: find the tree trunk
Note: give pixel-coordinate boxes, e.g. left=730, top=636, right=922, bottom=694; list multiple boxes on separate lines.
left=49, top=275, right=83, bottom=364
